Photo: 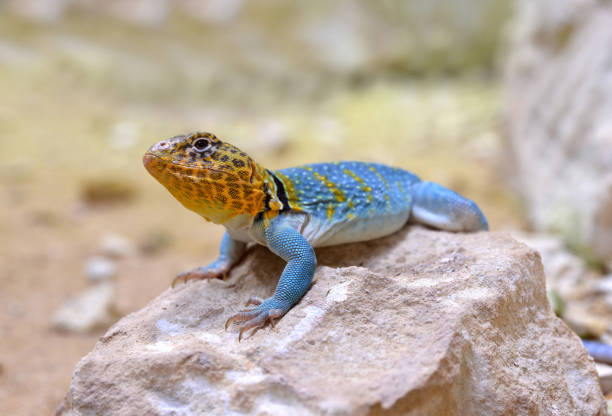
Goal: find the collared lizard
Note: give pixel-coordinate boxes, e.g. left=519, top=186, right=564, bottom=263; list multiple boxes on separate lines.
left=143, top=132, right=488, bottom=340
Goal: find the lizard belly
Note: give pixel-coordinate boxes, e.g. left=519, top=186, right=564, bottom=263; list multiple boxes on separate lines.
left=302, top=209, right=411, bottom=247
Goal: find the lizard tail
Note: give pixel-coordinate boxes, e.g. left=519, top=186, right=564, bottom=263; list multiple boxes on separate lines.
left=410, top=181, right=489, bottom=232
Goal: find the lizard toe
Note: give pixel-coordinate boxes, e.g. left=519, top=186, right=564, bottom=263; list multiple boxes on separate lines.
left=225, top=300, right=286, bottom=341
left=171, top=267, right=227, bottom=288
left=244, top=296, right=265, bottom=307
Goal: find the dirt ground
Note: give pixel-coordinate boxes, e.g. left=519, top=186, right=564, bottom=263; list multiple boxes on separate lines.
left=0, top=16, right=524, bottom=416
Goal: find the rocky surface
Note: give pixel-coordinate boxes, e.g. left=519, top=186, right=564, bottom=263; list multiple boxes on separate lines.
left=504, top=0, right=612, bottom=267
left=57, top=227, right=606, bottom=415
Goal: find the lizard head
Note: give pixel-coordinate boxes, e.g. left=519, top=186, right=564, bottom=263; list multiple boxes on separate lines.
left=143, top=132, right=278, bottom=224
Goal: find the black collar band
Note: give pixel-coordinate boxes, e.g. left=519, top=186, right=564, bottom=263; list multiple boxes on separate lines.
left=267, top=170, right=291, bottom=212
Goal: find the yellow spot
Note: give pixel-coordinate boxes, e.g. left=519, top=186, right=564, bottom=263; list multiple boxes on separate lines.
left=368, top=166, right=389, bottom=189
left=347, top=213, right=355, bottom=220
left=367, top=194, right=373, bottom=203
left=327, top=203, right=335, bottom=220
left=343, top=169, right=364, bottom=184
left=312, top=171, right=346, bottom=202
left=347, top=200, right=355, bottom=209
left=385, top=194, right=392, bottom=211
left=344, top=169, right=373, bottom=198
left=397, top=182, right=409, bottom=201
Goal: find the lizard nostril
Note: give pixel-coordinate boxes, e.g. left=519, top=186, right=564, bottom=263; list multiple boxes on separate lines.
left=159, top=141, right=167, bottom=147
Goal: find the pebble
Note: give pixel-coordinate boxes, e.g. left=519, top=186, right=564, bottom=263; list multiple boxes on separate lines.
left=108, top=121, right=139, bottom=150
left=597, top=363, right=612, bottom=395
left=52, top=282, right=116, bottom=333
left=85, top=256, right=117, bottom=282
left=596, top=276, right=612, bottom=293
left=100, top=234, right=135, bottom=258
left=139, top=230, right=171, bottom=255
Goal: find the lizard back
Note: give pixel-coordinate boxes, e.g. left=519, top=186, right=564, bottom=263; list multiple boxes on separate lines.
left=273, top=162, right=420, bottom=247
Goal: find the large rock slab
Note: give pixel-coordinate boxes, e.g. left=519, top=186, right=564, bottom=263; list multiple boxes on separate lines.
left=503, top=0, right=612, bottom=267
left=57, top=227, right=606, bottom=415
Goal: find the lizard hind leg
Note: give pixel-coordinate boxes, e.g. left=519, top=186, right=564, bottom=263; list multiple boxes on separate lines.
left=411, top=181, right=488, bottom=232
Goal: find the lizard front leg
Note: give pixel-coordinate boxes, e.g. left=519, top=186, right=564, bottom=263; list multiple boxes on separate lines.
left=173, top=232, right=246, bottom=287
left=225, top=218, right=317, bottom=341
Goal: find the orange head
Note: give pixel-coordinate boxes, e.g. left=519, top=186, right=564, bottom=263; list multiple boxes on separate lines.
left=143, top=132, right=282, bottom=224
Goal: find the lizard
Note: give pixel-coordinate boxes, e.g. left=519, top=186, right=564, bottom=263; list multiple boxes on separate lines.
left=143, top=131, right=489, bottom=341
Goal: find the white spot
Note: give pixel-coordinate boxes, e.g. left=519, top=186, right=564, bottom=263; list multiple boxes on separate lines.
left=225, top=367, right=267, bottom=384
left=448, top=287, right=491, bottom=301
left=405, top=276, right=454, bottom=288
left=146, top=340, right=175, bottom=353
left=156, top=318, right=184, bottom=336
left=276, top=306, right=324, bottom=353
left=196, top=332, right=223, bottom=344
left=326, top=281, right=350, bottom=303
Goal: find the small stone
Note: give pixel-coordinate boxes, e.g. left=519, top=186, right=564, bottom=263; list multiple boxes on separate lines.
left=52, top=282, right=116, bottom=333
left=80, top=178, right=137, bottom=206
left=85, top=257, right=117, bottom=282
left=100, top=234, right=135, bottom=259
left=510, top=231, right=593, bottom=300
left=108, top=121, right=139, bottom=150
left=563, top=306, right=610, bottom=338
left=597, top=364, right=612, bottom=395
left=596, top=276, right=612, bottom=293
left=139, top=230, right=171, bottom=255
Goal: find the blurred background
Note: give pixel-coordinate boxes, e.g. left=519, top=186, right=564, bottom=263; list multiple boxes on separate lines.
left=1, top=0, right=611, bottom=413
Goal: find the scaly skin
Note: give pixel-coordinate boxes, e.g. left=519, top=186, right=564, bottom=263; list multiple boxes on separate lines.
left=143, top=132, right=489, bottom=341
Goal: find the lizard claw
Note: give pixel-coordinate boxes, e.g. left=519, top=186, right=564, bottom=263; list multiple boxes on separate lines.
left=171, top=267, right=227, bottom=288
left=225, top=303, right=285, bottom=341
left=244, top=296, right=264, bottom=307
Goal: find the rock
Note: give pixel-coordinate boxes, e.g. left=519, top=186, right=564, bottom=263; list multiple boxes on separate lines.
left=80, top=177, right=138, bottom=206
left=598, top=364, right=612, bottom=395
left=52, top=282, right=116, bottom=333
left=57, top=227, right=606, bottom=415
left=100, top=234, right=135, bottom=259
left=510, top=231, right=612, bottom=338
left=503, top=0, right=612, bottom=267
left=85, top=256, right=117, bottom=282
left=510, top=231, right=597, bottom=301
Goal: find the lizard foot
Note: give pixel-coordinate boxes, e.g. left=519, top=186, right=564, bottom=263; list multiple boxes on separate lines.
left=225, top=301, right=286, bottom=341
left=172, top=266, right=227, bottom=288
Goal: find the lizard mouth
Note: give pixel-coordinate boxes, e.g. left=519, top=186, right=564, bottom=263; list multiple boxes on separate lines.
left=143, top=152, right=253, bottom=183
left=142, top=153, right=157, bottom=170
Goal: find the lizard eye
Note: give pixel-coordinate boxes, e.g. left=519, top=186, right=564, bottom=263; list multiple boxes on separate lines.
left=193, top=138, right=210, bottom=152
